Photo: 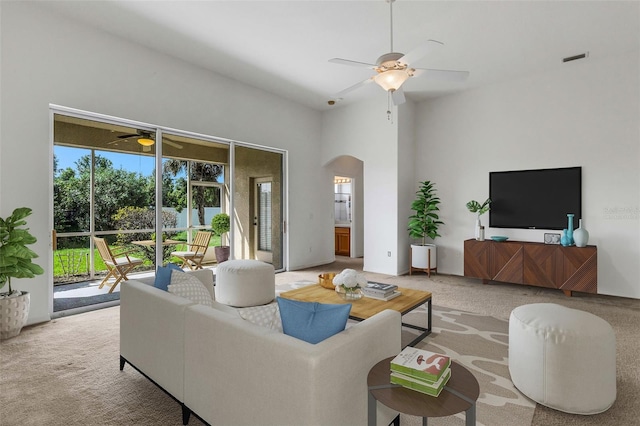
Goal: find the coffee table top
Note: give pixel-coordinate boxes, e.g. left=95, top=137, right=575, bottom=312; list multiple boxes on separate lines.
left=368, top=356, right=480, bottom=418
left=279, top=284, right=432, bottom=320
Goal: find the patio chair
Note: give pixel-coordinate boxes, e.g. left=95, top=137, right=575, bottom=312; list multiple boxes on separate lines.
left=170, top=231, right=212, bottom=270
left=94, top=237, right=144, bottom=293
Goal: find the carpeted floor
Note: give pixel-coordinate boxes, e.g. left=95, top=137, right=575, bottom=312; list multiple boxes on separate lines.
left=1, top=257, right=639, bottom=425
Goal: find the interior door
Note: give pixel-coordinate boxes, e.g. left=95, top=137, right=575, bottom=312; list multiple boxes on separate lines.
left=254, top=178, right=273, bottom=263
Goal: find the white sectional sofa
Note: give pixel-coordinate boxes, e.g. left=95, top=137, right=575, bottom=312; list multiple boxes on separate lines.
left=120, top=269, right=402, bottom=426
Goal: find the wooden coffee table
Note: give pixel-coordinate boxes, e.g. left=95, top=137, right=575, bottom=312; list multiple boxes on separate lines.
left=367, top=357, right=480, bottom=426
left=279, top=284, right=432, bottom=347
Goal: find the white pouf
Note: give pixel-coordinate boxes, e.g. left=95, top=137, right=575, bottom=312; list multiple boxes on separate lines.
left=508, top=303, right=616, bottom=415
left=214, top=259, right=275, bottom=307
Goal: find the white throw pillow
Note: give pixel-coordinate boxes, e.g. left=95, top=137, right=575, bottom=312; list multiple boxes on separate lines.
left=237, top=302, right=283, bottom=332
left=167, top=270, right=214, bottom=307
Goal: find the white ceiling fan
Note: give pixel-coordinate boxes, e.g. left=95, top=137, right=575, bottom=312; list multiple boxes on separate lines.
left=329, top=0, right=469, bottom=106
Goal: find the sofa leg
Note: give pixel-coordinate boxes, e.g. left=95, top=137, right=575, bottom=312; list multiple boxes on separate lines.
left=119, top=356, right=126, bottom=371
left=181, top=404, right=191, bottom=425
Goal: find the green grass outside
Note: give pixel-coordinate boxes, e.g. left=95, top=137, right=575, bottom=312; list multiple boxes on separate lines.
left=53, top=234, right=221, bottom=279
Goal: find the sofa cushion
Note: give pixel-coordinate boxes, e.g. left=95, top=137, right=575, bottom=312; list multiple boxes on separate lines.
left=154, top=263, right=184, bottom=291
left=168, top=270, right=214, bottom=307
left=276, top=297, right=351, bottom=344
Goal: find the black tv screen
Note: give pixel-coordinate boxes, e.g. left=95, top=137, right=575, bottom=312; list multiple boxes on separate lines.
left=489, top=167, right=582, bottom=230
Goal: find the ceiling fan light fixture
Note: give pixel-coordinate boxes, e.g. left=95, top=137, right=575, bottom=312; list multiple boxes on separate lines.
left=374, top=69, right=410, bottom=92
left=137, top=137, right=154, bottom=147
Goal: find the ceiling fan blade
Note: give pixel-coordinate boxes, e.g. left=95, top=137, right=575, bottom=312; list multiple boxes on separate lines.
left=398, top=40, right=444, bottom=66
left=333, top=77, right=375, bottom=99
left=413, top=68, right=470, bottom=82
left=329, top=58, right=377, bottom=69
left=163, top=138, right=183, bottom=149
left=118, top=133, right=139, bottom=139
left=391, top=87, right=406, bottom=105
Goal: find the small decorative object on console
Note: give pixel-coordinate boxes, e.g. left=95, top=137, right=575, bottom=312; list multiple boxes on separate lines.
left=574, top=219, right=589, bottom=247
left=566, top=214, right=575, bottom=246
left=544, top=233, right=561, bottom=245
left=490, top=236, right=508, bottom=242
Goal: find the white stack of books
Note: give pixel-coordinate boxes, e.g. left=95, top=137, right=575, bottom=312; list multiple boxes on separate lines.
left=362, top=282, right=400, bottom=301
left=389, top=347, right=451, bottom=397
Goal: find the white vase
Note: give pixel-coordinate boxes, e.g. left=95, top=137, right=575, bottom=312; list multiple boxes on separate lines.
left=475, top=216, right=482, bottom=239
left=574, top=219, right=589, bottom=248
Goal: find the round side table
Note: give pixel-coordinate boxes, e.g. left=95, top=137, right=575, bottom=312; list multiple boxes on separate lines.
left=367, top=356, right=480, bottom=426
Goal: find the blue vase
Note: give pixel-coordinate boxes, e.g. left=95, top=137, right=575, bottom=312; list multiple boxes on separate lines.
left=561, top=229, right=570, bottom=247
left=566, top=214, right=575, bottom=246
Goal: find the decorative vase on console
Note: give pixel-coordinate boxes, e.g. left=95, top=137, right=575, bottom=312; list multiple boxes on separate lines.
left=566, top=214, right=575, bottom=246
left=466, top=199, right=491, bottom=241
left=573, top=219, right=589, bottom=247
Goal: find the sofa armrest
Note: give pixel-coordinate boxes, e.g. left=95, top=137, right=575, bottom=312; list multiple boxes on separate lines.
left=120, top=280, right=194, bottom=401
left=183, top=306, right=401, bottom=426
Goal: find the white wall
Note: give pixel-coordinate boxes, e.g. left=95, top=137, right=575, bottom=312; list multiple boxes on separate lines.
left=321, top=95, right=403, bottom=275
left=415, top=52, right=640, bottom=299
left=397, top=101, right=416, bottom=274
left=0, top=2, right=328, bottom=324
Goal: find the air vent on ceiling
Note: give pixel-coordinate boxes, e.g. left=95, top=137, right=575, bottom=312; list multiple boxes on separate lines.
left=563, top=52, right=589, bottom=63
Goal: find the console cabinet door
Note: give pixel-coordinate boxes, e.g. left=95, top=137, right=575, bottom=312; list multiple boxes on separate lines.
left=523, top=244, right=560, bottom=288
left=491, top=242, right=524, bottom=284
left=559, top=246, right=597, bottom=294
left=464, top=240, right=491, bottom=280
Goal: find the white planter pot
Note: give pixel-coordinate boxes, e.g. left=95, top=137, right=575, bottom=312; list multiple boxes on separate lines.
left=0, top=291, right=30, bottom=340
left=411, top=244, right=437, bottom=269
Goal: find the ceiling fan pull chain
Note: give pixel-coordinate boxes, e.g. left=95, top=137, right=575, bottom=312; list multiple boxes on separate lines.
left=387, top=92, right=393, bottom=123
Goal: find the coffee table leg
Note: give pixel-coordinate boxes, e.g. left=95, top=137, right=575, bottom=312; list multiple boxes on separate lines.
left=422, top=416, right=428, bottom=426
left=368, top=390, right=376, bottom=426
left=465, top=402, right=476, bottom=426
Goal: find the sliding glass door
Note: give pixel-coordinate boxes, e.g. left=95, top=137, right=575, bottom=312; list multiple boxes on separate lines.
left=52, top=108, right=287, bottom=313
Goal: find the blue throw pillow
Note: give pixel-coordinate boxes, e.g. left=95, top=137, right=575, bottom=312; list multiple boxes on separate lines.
left=276, top=297, right=351, bottom=344
left=154, top=263, right=184, bottom=291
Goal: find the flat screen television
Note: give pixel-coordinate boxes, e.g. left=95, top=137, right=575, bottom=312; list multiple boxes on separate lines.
left=489, top=167, right=581, bottom=230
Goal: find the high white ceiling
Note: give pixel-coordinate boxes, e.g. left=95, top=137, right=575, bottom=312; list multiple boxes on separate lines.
left=40, top=1, right=639, bottom=111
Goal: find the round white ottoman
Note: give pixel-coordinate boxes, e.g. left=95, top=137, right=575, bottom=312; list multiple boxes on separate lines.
left=214, top=259, right=275, bottom=307
left=508, top=303, right=616, bottom=415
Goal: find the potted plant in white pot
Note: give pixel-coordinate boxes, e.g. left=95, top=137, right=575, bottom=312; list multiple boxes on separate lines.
left=211, top=213, right=230, bottom=264
left=466, top=198, right=491, bottom=239
left=0, top=207, right=44, bottom=339
left=408, top=181, right=443, bottom=274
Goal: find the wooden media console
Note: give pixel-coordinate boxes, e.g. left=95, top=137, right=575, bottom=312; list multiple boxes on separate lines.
left=463, top=239, right=597, bottom=296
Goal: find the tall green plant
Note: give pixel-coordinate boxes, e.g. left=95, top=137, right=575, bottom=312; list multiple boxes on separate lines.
left=0, top=207, right=44, bottom=294
left=408, top=181, right=444, bottom=244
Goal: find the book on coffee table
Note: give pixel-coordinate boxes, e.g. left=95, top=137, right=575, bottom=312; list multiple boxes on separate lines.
left=390, top=366, right=451, bottom=397
left=365, top=282, right=398, bottom=296
left=390, top=347, right=451, bottom=382
left=363, top=290, right=401, bottom=301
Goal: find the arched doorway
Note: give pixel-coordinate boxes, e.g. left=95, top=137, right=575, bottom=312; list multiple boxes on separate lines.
left=325, top=156, right=364, bottom=258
